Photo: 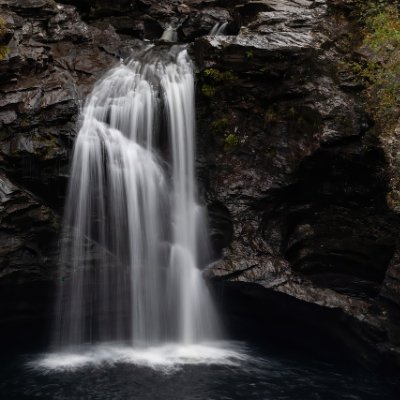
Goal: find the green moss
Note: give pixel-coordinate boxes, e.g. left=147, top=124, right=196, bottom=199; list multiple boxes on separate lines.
left=201, top=83, right=216, bottom=97
left=224, top=133, right=239, bottom=151
left=0, top=46, right=8, bottom=59
left=352, top=2, right=400, bottom=129
left=211, top=117, right=229, bottom=134
left=200, top=68, right=238, bottom=99
left=387, top=190, right=400, bottom=213
left=0, top=16, right=9, bottom=61
left=210, top=117, right=239, bottom=150
left=202, top=68, right=238, bottom=82
left=0, top=16, right=6, bottom=35
left=203, top=68, right=221, bottom=80
left=365, top=9, right=400, bottom=50
left=245, top=49, right=254, bottom=59
left=51, top=217, right=61, bottom=232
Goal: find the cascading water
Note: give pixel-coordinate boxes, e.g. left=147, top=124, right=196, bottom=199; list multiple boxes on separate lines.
left=54, top=48, right=219, bottom=350
left=209, top=22, right=228, bottom=36
left=160, top=26, right=178, bottom=42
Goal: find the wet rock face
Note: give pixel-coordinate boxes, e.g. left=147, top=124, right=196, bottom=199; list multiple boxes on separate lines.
left=0, top=172, right=59, bottom=282
left=55, top=0, right=235, bottom=41
left=193, top=0, right=400, bottom=366
left=273, top=145, right=396, bottom=295
left=1, top=0, right=400, bottom=366
left=0, top=0, right=128, bottom=210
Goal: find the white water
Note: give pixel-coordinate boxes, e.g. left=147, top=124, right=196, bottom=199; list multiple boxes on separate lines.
left=160, top=26, right=178, bottom=42
left=210, top=22, right=228, bottom=36
left=32, top=342, right=250, bottom=373
left=54, top=49, right=219, bottom=350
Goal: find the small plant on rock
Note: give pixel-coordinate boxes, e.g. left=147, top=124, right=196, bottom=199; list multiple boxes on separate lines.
left=0, top=16, right=9, bottom=61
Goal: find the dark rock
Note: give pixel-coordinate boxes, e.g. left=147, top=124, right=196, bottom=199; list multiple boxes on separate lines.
left=46, top=4, right=91, bottom=43
left=181, top=8, right=232, bottom=41
left=0, top=172, right=59, bottom=281
left=193, top=0, right=400, bottom=368
left=0, top=0, right=124, bottom=209
left=213, top=280, right=386, bottom=367
left=207, top=201, right=233, bottom=258
left=6, top=0, right=58, bottom=17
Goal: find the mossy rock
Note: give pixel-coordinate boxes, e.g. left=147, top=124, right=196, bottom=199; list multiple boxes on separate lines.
left=224, top=133, right=240, bottom=151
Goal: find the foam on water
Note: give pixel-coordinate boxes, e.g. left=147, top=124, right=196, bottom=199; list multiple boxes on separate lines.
left=31, top=342, right=250, bottom=373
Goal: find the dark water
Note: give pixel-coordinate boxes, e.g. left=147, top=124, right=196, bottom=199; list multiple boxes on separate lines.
left=1, top=342, right=399, bottom=400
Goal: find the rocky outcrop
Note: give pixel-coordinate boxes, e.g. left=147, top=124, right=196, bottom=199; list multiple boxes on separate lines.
left=193, top=0, right=400, bottom=367
left=1, top=0, right=400, bottom=368
left=0, top=172, right=59, bottom=281
left=0, top=0, right=125, bottom=295
left=0, top=0, right=130, bottom=209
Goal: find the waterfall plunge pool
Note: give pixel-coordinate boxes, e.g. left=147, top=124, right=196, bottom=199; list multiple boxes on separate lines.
left=1, top=341, right=399, bottom=400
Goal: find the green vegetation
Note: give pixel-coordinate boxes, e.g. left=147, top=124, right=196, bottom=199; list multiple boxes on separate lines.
left=223, top=133, right=240, bottom=151
left=202, top=68, right=238, bottom=82
left=264, top=105, right=298, bottom=124
left=201, top=83, right=216, bottom=97
left=0, top=16, right=9, bottom=61
left=210, top=117, right=240, bottom=151
left=352, top=2, right=400, bottom=130
left=200, top=68, right=238, bottom=98
left=211, top=117, right=229, bottom=134
left=362, top=3, right=400, bottom=126
left=0, top=47, right=8, bottom=60
left=343, top=1, right=400, bottom=210
left=200, top=68, right=242, bottom=150
left=0, top=17, right=6, bottom=36
left=245, top=49, right=254, bottom=59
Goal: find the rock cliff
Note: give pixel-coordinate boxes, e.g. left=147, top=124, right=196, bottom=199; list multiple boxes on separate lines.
left=1, top=0, right=400, bottom=368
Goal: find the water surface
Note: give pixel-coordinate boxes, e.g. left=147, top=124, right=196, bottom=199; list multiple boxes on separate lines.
left=1, top=341, right=398, bottom=400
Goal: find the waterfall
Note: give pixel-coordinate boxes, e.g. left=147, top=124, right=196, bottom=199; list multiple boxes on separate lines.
left=209, top=22, right=228, bottom=36
left=160, top=26, right=178, bottom=42
left=54, top=49, right=219, bottom=349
